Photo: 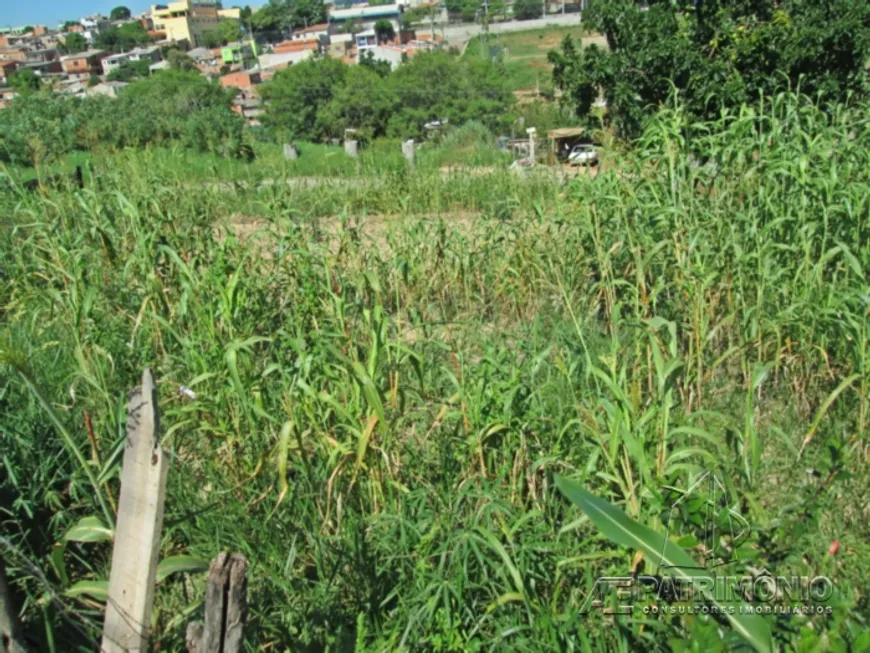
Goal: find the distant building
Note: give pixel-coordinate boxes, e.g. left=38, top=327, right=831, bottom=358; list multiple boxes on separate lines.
left=61, top=49, right=108, bottom=77
left=329, top=5, right=402, bottom=33
left=291, top=23, right=329, bottom=41
left=220, top=69, right=261, bottom=91
left=101, top=45, right=162, bottom=75
left=87, top=81, right=130, bottom=98
left=151, top=0, right=242, bottom=48
left=0, top=60, right=19, bottom=83
left=221, top=41, right=255, bottom=66
left=0, top=48, right=29, bottom=62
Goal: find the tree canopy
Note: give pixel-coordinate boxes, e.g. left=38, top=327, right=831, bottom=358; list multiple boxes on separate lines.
left=549, top=0, right=870, bottom=137
left=260, top=51, right=513, bottom=141
left=374, top=19, right=395, bottom=44
left=110, top=6, right=132, bottom=21
left=107, top=59, right=152, bottom=82
left=61, top=32, right=88, bottom=54
left=0, top=70, right=247, bottom=167
left=8, top=69, right=41, bottom=96
left=249, top=0, right=328, bottom=35
left=512, top=0, right=542, bottom=20
left=95, top=21, right=153, bottom=51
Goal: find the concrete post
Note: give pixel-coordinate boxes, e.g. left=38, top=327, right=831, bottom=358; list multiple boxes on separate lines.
left=402, top=139, right=415, bottom=170
left=345, top=140, right=359, bottom=158
left=283, top=143, right=298, bottom=160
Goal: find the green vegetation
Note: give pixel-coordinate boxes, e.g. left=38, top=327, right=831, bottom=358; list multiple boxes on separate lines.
left=110, top=6, right=132, bottom=21
left=551, top=0, right=870, bottom=137
left=94, top=21, right=153, bottom=51
left=201, top=19, right=244, bottom=48
left=59, top=31, right=88, bottom=54
left=464, top=25, right=589, bottom=92
left=249, top=0, right=328, bottom=35
left=260, top=52, right=514, bottom=141
left=0, top=70, right=245, bottom=168
left=1, top=90, right=868, bottom=651
left=106, top=59, right=152, bottom=82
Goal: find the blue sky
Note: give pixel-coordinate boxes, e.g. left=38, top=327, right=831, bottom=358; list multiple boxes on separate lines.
left=2, top=1, right=152, bottom=29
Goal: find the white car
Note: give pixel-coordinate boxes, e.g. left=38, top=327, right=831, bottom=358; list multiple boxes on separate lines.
left=567, top=144, right=598, bottom=166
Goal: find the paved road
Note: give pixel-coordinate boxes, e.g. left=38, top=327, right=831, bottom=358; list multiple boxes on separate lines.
left=419, top=13, right=588, bottom=51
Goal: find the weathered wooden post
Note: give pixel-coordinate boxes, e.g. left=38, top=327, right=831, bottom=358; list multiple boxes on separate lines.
left=0, top=557, right=26, bottom=653
left=185, top=553, right=248, bottom=653
left=402, top=139, right=415, bottom=171
left=101, top=368, right=169, bottom=653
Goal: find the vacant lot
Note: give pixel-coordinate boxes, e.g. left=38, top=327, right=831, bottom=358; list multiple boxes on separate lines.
left=464, top=26, right=606, bottom=91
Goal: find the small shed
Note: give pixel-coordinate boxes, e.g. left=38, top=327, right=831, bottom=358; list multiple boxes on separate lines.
left=548, top=127, right=587, bottom=161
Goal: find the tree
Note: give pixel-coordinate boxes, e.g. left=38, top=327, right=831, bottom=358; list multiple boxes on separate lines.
left=22, top=26, right=34, bottom=34
left=96, top=22, right=152, bottom=51
left=62, top=21, right=79, bottom=31
left=374, top=19, right=395, bottom=44
left=238, top=5, right=253, bottom=23
left=260, top=57, right=348, bottom=140
left=550, top=0, right=870, bottom=138
left=8, top=69, right=41, bottom=96
left=217, top=20, right=243, bottom=44
left=166, top=48, right=197, bottom=71
left=88, top=74, right=101, bottom=87
left=110, top=6, right=132, bottom=21
left=360, top=50, right=392, bottom=77
left=201, top=30, right=223, bottom=48
left=512, top=0, right=542, bottom=20
left=400, top=5, right=435, bottom=30
left=386, top=50, right=513, bottom=137
left=62, top=32, right=88, bottom=54
left=320, top=65, right=397, bottom=140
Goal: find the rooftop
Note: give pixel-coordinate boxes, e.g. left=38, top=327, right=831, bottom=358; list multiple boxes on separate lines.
left=330, top=4, right=401, bottom=20
left=60, top=49, right=105, bottom=61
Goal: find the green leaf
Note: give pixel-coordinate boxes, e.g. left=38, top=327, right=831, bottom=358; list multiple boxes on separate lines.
left=64, top=579, right=108, bottom=601
left=555, top=475, right=772, bottom=653
left=156, top=555, right=210, bottom=583
left=64, top=516, right=113, bottom=543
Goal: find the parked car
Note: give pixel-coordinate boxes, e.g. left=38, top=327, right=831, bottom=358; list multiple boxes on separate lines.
left=567, top=144, right=598, bottom=166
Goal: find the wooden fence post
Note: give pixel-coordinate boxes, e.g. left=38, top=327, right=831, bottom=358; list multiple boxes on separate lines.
left=185, top=553, right=248, bottom=653
left=0, top=556, right=27, bottom=653
left=101, top=368, right=169, bottom=653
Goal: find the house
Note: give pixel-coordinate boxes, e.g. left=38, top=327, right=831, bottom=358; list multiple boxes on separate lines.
left=0, top=86, right=17, bottom=109
left=21, top=59, right=64, bottom=75
left=0, top=48, right=29, bottom=62
left=101, top=45, right=162, bottom=75
left=151, top=0, right=242, bottom=48
left=79, top=15, right=111, bottom=42
left=362, top=37, right=436, bottom=69
left=221, top=41, right=255, bottom=66
left=329, top=4, right=402, bottom=33
left=355, top=30, right=378, bottom=53
left=0, top=60, right=19, bottom=83
left=54, top=77, right=89, bottom=97
left=220, top=70, right=261, bottom=92
left=61, top=50, right=108, bottom=77
left=187, top=47, right=218, bottom=64
left=274, top=39, right=320, bottom=54
left=87, top=81, right=129, bottom=98
left=291, top=23, right=329, bottom=41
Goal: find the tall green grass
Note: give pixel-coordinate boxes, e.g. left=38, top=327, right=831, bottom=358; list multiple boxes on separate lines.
left=1, top=91, right=868, bottom=651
